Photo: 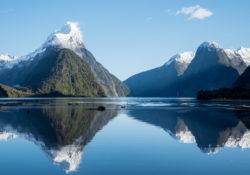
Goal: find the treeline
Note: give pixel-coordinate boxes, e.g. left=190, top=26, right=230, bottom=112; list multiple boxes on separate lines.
left=197, top=88, right=250, bottom=100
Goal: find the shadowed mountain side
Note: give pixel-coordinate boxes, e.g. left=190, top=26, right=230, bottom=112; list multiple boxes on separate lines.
left=0, top=48, right=105, bottom=97
left=234, top=66, right=250, bottom=89
left=80, top=48, right=129, bottom=96
left=197, top=66, right=250, bottom=100
left=171, top=65, right=239, bottom=97
left=125, top=63, right=180, bottom=97
left=125, top=42, right=245, bottom=97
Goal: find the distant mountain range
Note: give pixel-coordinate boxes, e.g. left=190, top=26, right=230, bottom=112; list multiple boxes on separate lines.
left=125, top=42, right=250, bottom=97
left=0, top=22, right=129, bottom=97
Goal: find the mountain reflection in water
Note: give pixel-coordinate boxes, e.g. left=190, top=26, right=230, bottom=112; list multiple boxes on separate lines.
left=0, top=99, right=118, bottom=173
left=0, top=98, right=250, bottom=174
left=128, top=107, right=250, bottom=154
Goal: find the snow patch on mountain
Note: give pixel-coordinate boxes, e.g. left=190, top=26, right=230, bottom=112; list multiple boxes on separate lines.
left=0, top=54, right=16, bottom=61
left=222, top=47, right=250, bottom=74
left=198, top=41, right=220, bottom=51
left=0, top=54, right=18, bottom=69
left=44, top=21, right=84, bottom=56
left=165, top=51, right=195, bottom=76
left=197, top=42, right=250, bottom=74
left=0, top=22, right=84, bottom=70
left=237, top=47, right=250, bottom=62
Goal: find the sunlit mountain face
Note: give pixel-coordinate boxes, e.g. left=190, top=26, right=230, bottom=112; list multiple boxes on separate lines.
left=1, top=98, right=250, bottom=174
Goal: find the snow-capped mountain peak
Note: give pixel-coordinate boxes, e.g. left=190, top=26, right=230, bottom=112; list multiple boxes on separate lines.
left=44, top=22, right=85, bottom=54
left=199, top=41, right=220, bottom=48
left=174, top=52, right=195, bottom=64
left=0, top=54, right=18, bottom=69
left=165, top=52, right=194, bottom=66
left=198, top=41, right=220, bottom=51
left=0, top=22, right=85, bottom=70
left=237, top=47, right=250, bottom=61
left=225, top=47, right=250, bottom=60
left=0, top=54, right=16, bottom=62
left=165, top=51, right=195, bottom=75
left=195, top=42, right=250, bottom=74
left=222, top=47, right=250, bottom=74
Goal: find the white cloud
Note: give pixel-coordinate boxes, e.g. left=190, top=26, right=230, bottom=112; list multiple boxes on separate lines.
left=176, top=5, right=213, bottom=20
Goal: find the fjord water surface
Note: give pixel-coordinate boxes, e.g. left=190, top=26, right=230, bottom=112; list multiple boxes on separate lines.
left=0, top=98, right=250, bottom=175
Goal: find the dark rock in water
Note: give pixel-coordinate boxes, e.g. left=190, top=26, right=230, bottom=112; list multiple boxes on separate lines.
left=97, top=106, right=106, bottom=111
left=87, top=106, right=106, bottom=111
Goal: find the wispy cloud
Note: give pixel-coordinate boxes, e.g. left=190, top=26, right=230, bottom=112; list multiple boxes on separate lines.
left=146, top=17, right=153, bottom=21
left=176, top=5, right=213, bottom=20
left=164, top=9, right=175, bottom=16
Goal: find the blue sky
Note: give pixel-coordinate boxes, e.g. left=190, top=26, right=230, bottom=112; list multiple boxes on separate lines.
left=0, top=0, right=250, bottom=80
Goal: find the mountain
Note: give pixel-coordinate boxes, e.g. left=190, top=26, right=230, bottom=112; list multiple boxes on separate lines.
left=173, top=42, right=240, bottom=96
left=0, top=22, right=129, bottom=97
left=196, top=47, right=250, bottom=100
left=0, top=54, right=17, bottom=69
left=234, top=66, right=250, bottom=89
left=223, top=47, right=250, bottom=74
left=0, top=48, right=107, bottom=97
left=125, top=42, right=250, bottom=97
left=124, top=52, right=194, bottom=96
left=197, top=65, right=250, bottom=100
left=0, top=83, right=33, bottom=97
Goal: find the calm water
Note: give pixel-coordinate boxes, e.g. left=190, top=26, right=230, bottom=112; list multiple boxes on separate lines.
left=1, top=98, right=250, bottom=174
